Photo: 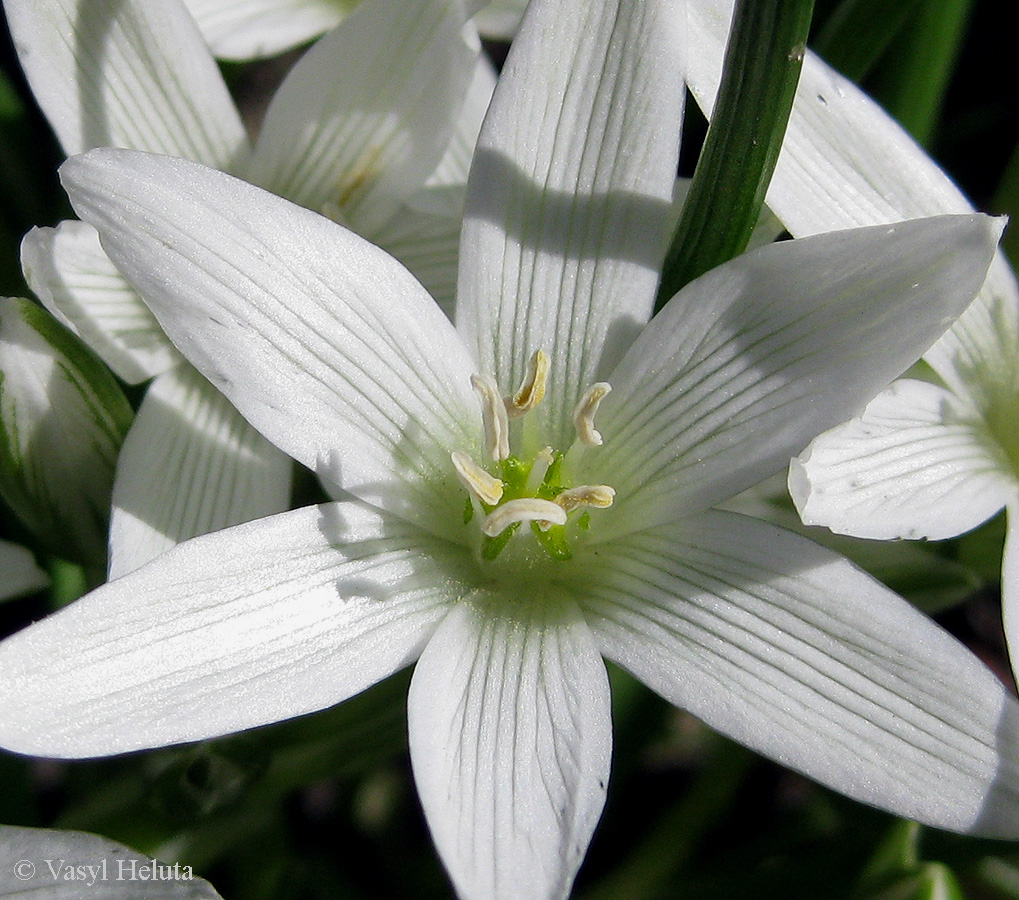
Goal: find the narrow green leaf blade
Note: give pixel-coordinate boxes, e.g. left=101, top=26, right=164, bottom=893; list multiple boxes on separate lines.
left=657, top=0, right=814, bottom=305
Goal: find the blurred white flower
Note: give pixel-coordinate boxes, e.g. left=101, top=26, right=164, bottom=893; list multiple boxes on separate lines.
left=5, top=0, right=492, bottom=576
left=181, top=0, right=528, bottom=60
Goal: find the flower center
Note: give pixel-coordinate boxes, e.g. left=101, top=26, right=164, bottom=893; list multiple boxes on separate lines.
left=452, top=351, right=615, bottom=561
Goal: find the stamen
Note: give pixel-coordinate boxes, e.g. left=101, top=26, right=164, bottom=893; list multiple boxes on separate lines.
left=472, top=374, right=510, bottom=461
left=555, top=485, right=615, bottom=514
left=507, top=350, right=549, bottom=418
left=573, top=382, right=612, bottom=446
left=451, top=451, right=504, bottom=506
left=482, top=498, right=567, bottom=537
left=535, top=485, right=615, bottom=531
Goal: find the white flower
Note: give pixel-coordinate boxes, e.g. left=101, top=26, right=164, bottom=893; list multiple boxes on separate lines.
left=4, top=0, right=491, bottom=576
left=683, top=3, right=1019, bottom=671
left=2, top=1, right=1018, bottom=899
left=180, top=0, right=528, bottom=60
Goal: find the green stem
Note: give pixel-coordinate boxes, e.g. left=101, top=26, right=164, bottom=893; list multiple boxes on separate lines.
left=656, top=0, right=814, bottom=307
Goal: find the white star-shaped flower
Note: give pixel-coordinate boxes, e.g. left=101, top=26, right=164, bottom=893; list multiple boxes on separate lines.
left=4, top=0, right=491, bottom=576
left=2, top=1, right=1018, bottom=899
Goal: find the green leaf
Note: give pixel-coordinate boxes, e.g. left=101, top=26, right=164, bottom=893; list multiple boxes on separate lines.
left=657, top=0, right=814, bottom=305
left=992, top=137, right=1019, bottom=267
left=0, top=297, right=133, bottom=567
left=812, top=0, right=924, bottom=82
left=865, top=0, right=972, bottom=147
left=956, top=511, right=1006, bottom=585
left=854, top=821, right=964, bottom=900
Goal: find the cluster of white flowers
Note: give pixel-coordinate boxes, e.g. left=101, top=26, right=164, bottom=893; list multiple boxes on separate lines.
left=2, top=0, right=1019, bottom=898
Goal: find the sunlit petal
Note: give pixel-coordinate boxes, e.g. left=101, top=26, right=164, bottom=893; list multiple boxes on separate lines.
left=4, top=0, right=248, bottom=166
left=0, top=502, right=460, bottom=757
left=62, top=149, right=482, bottom=538
left=589, top=217, right=999, bottom=534
left=790, top=379, right=1012, bottom=540
left=183, top=0, right=356, bottom=60
left=409, top=595, right=611, bottom=900
left=584, top=509, right=1019, bottom=837
left=426, top=53, right=498, bottom=189
left=247, top=0, right=481, bottom=235
left=684, top=0, right=1019, bottom=404
left=109, top=365, right=292, bottom=578
left=457, top=0, right=684, bottom=447
left=21, top=221, right=180, bottom=384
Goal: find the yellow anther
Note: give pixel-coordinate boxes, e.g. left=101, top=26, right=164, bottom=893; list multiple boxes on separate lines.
left=555, top=485, right=616, bottom=514
left=451, top=451, right=504, bottom=506
left=573, top=382, right=612, bottom=447
left=482, top=498, right=567, bottom=537
left=471, top=374, right=510, bottom=461
left=507, top=350, right=549, bottom=419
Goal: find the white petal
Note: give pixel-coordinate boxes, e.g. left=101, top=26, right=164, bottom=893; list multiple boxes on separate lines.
left=247, top=0, right=481, bottom=235
left=589, top=216, right=1000, bottom=534
left=473, top=0, right=527, bottom=40
left=925, top=255, right=1019, bottom=405
left=62, top=149, right=481, bottom=539
left=109, top=365, right=292, bottom=579
left=0, top=502, right=461, bottom=758
left=684, top=0, right=972, bottom=230
left=790, top=379, right=1011, bottom=540
left=0, top=824, right=222, bottom=897
left=373, top=185, right=465, bottom=319
left=456, top=0, right=684, bottom=447
left=0, top=540, right=47, bottom=602
left=21, top=221, right=180, bottom=384
left=409, top=596, right=611, bottom=900
left=4, top=0, right=248, bottom=165
left=183, top=0, right=355, bottom=60
left=426, top=53, right=498, bottom=188
left=684, top=4, right=1019, bottom=406
left=1001, top=508, right=1019, bottom=683
left=770, top=57, right=1019, bottom=399
left=582, top=509, right=1019, bottom=837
